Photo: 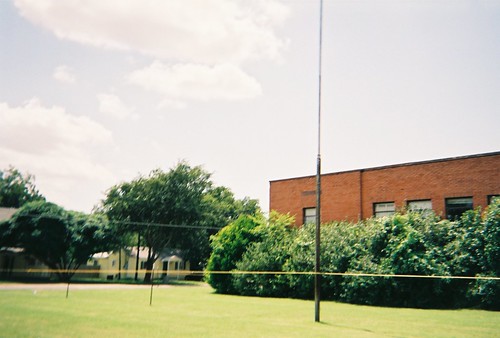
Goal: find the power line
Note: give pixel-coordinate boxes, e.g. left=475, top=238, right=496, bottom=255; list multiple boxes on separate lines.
left=5, top=268, right=500, bottom=281
left=108, top=220, right=223, bottom=231
left=11, top=213, right=225, bottom=231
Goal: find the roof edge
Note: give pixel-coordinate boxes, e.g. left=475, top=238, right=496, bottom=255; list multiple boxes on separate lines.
left=269, top=151, right=500, bottom=183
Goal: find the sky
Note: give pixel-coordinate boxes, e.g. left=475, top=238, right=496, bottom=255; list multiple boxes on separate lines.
left=1, top=0, right=499, bottom=214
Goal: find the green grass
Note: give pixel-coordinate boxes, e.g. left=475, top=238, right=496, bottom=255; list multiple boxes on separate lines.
left=0, top=283, right=499, bottom=337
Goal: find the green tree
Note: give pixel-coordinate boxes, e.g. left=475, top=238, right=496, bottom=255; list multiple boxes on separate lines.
left=101, top=162, right=257, bottom=281
left=0, top=166, right=45, bottom=207
left=101, top=163, right=210, bottom=282
left=4, top=201, right=114, bottom=281
left=193, top=187, right=260, bottom=269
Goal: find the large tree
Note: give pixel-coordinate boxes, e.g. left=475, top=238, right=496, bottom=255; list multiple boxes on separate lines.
left=4, top=201, right=114, bottom=281
left=0, top=166, right=45, bottom=208
left=101, top=162, right=259, bottom=281
left=193, top=186, right=260, bottom=268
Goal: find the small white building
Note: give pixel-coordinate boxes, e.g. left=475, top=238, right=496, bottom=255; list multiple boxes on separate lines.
left=88, top=247, right=190, bottom=281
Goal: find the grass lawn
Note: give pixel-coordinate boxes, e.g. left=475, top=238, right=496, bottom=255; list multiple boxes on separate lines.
left=0, top=282, right=499, bottom=337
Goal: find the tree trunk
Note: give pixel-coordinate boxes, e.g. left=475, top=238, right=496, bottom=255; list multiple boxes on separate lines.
left=143, top=247, right=154, bottom=283
left=144, top=259, right=154, bottom=283
left=135, top=233, right=141, bottom=281
left=118, top=249, right=122, bottom=280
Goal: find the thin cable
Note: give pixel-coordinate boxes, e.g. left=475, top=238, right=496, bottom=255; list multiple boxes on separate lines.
left=108, top=220, right=222, bottom=231
left=11, top=213, right=224, bottom=231
left=7, top=268, right=500, bottom=281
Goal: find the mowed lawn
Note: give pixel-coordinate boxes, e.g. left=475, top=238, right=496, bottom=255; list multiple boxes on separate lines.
left=0, top=282, right=499, bottom=337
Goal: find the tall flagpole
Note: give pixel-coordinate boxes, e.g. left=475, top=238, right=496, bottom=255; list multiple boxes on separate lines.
left=314, top=0, right=323, bottom=323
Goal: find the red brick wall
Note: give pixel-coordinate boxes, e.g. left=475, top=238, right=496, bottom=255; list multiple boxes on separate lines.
left=269, top=152, right=500, bottom=226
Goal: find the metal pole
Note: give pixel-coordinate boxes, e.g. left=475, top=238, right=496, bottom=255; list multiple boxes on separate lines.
left=150, top=267, right=154, bottom=306
left=314, top=0, right=324, bottom=323
left=315, top=156, right=321, bottom=322
left=66, top=281, right=70, bottom=299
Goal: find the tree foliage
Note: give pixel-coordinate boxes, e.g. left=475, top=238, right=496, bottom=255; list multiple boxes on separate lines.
left=0, top=166, right=45, bottom=208
left=194, top=186, right=260, bottom=269
left=3, top=201, right=114, bottom=281
left=233, top=212, right=296, bottom=297
left=101, top=162, right=259, bottom=281
left=206, top=214, right=262, bottom=294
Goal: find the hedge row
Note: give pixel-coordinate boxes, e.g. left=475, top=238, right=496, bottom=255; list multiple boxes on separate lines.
left=206, top=199, right=500, bottom=309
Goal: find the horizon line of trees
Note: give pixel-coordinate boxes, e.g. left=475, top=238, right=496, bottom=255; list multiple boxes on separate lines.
left=2, top=165, right=499, bottom=310
left=0, top=163, right=260, bottom=282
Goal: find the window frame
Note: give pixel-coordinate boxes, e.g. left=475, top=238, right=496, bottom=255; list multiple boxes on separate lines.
left=373, top=201, right=395, bottom=218
left=407, top=199, right=433, bottom=214
left=487, top=195, right=499, bottom=205
left=445, top=197, right=473, bottom=220
left=303, top=207, right=317, bottom=224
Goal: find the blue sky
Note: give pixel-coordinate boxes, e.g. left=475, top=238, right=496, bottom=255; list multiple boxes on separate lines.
left=1, top=0, right=499, bottom=213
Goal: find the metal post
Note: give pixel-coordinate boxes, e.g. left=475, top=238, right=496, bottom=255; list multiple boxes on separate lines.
left=315, top=156, right=321, bottom=322
left=314, top=0, right=324, bottom=323
left=66, top=281, right=70, bottom=299
left=135, top=232, right=140, bottom=281
left=150, top=267, right=154, bottom=306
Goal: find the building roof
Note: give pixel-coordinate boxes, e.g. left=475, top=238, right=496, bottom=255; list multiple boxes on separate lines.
left=161, top=255, right=182, bottom=262
left=91, top=252, right=113, bottom=259
left=90, top=247, right=185, bottom=261
left=270, top=151, right=500, bottom=183
left=0, top=247, right=24, bottom=254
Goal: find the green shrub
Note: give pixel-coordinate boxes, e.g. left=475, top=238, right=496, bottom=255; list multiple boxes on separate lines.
left=206, top=215, right=262, bottom=294
left=282, top=223, right=315, bottom=299
left=234, top=212, right=296, bottom=297
left=209, top=204, right=500, bottom=309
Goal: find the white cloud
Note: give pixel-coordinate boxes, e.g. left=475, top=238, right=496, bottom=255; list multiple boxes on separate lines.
left=0, top=98, right=115, bottom=209
left=53, top=65, right=76, bottom=84
left=157, top=98, right=187, bottom=110
left=14, top=0, right=290, bottom=64
left=128, top=62, right=262, bottom=103
left=0, top=98, right=112, bottom=155
left=97, top=93, right=137, bottom=119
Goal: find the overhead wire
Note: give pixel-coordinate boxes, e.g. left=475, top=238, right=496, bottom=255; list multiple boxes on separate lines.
left=8, top=213, right=225, bottom=231
left=3, top=268, right=500, bottom=281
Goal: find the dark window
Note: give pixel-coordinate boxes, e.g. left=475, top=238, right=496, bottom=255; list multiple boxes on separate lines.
left=374, top=202, right=395, bottom=218
left=487, top=195, right=499, bottom=204
left=445, top=197, right=473, bottom=220
left=303, top=207, right=316, bottom=224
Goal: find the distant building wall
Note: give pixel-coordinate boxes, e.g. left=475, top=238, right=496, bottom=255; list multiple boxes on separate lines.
left=0, top=207, right=18, bottom=221
left=269, top=152, right=500, bottom=226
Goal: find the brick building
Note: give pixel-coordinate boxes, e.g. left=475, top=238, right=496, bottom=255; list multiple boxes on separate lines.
left=269, top=152, right=500, bottom=226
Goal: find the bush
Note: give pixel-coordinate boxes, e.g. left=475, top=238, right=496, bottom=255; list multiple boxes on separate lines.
left=208, top=204, right=500, bottom=309
left=234, top=212, right=296, bottom=297
left=206, top=215, right=262, bottom=294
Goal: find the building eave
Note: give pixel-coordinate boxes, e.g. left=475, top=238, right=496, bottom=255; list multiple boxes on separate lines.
left=269, top=151, right=500, bottom=184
